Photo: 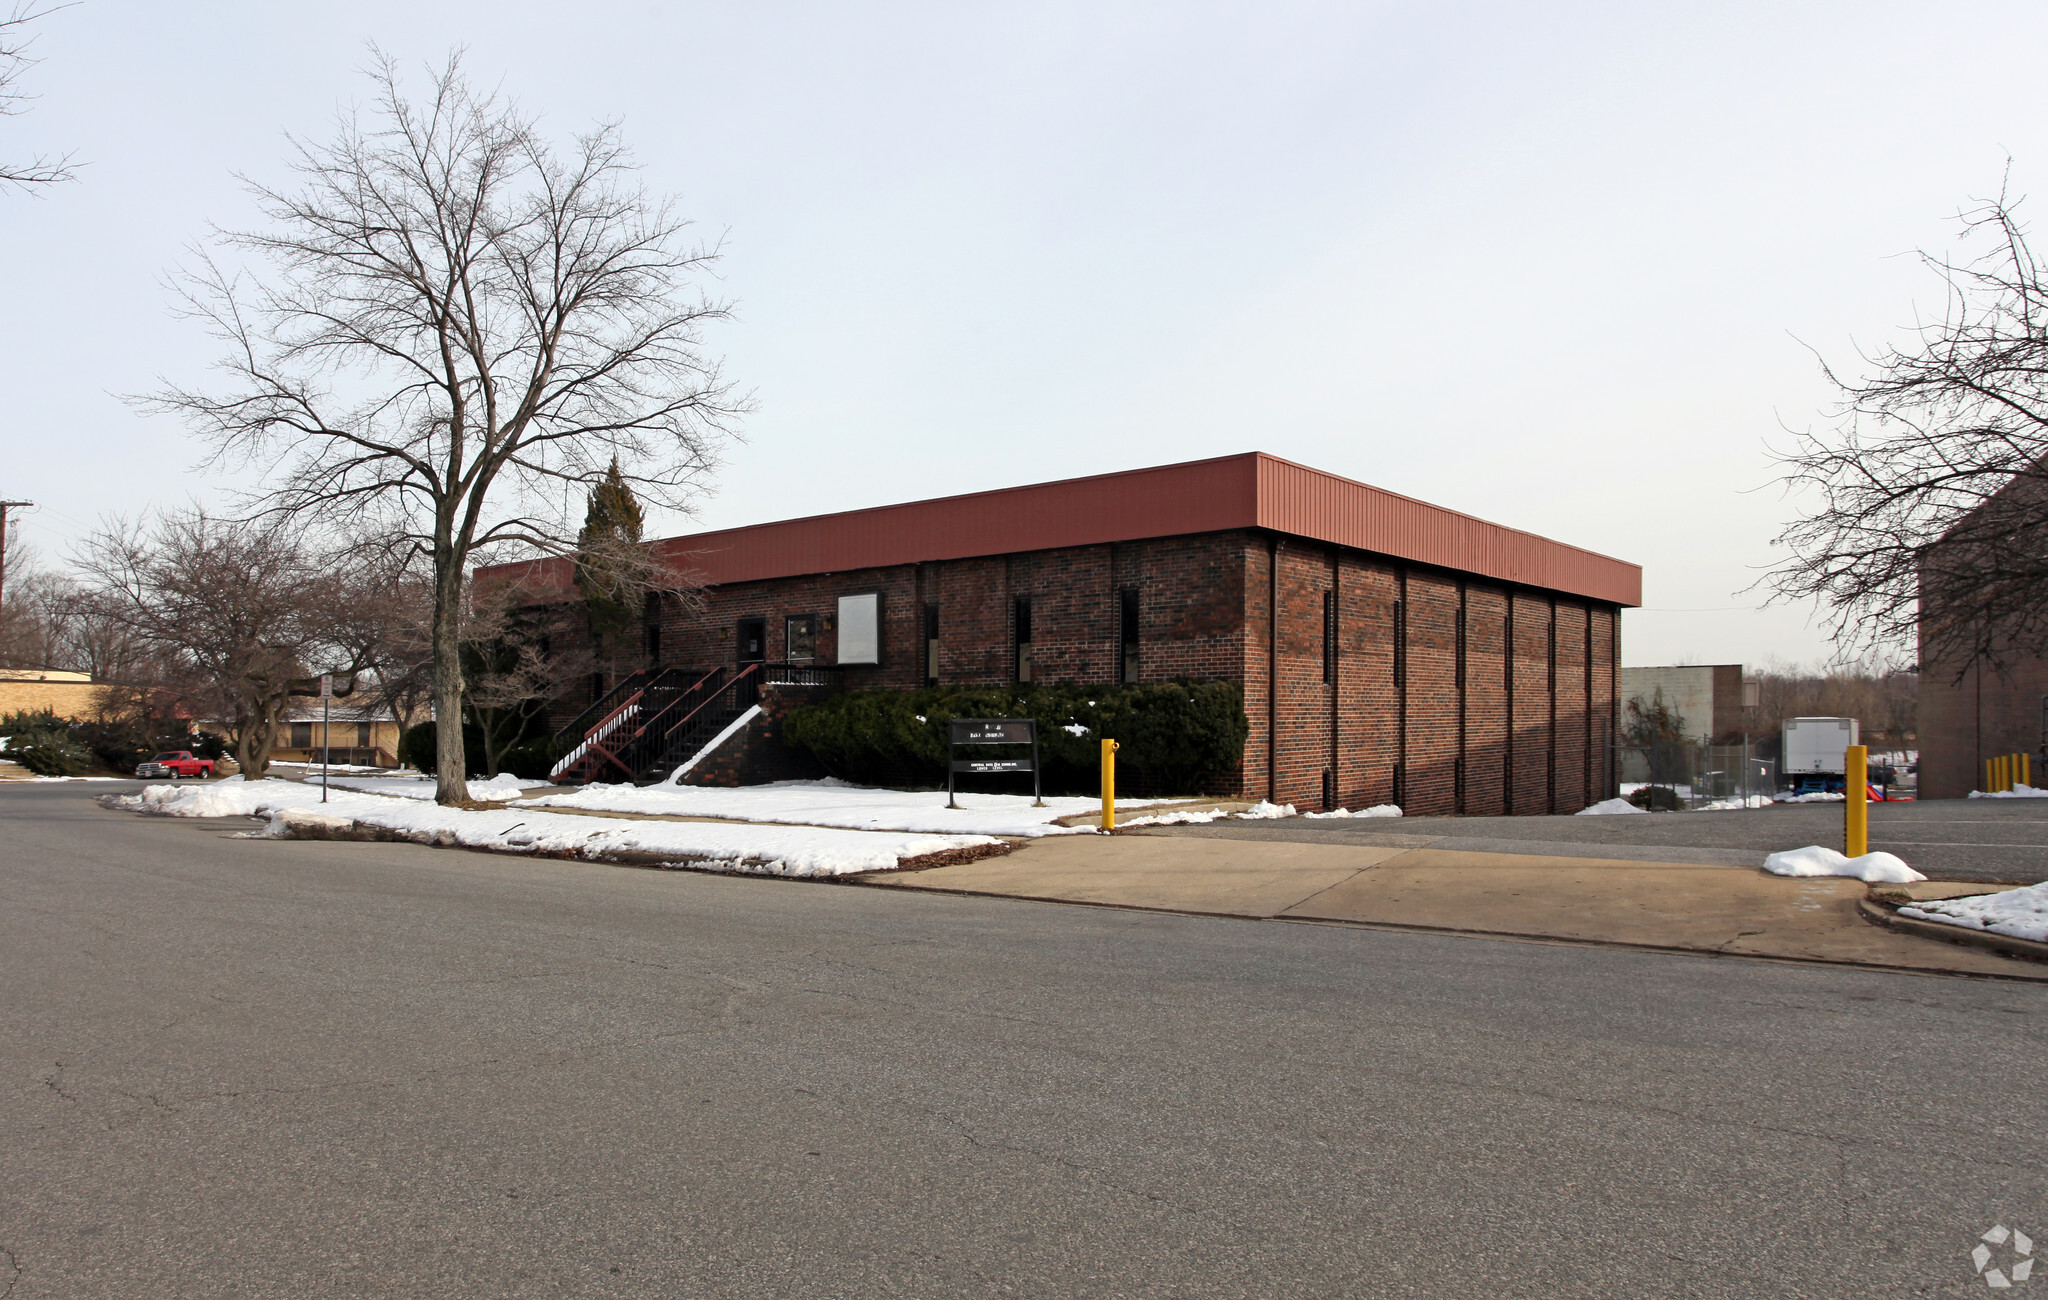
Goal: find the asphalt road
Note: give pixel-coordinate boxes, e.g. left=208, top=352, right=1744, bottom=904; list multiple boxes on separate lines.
left=3, top=782, right=2044, bottom=1298
left=1161, top=799, right=2048, bottom=883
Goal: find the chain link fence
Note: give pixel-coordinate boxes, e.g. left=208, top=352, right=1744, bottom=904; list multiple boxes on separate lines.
left=1613, top=740, right=1778, bottom=810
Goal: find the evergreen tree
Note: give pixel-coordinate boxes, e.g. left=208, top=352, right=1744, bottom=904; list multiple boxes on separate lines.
left=575, top=458, right=647, bottom=656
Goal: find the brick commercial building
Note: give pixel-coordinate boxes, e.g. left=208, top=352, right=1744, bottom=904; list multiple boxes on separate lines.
left=491, top=453, right=1641, bottom=813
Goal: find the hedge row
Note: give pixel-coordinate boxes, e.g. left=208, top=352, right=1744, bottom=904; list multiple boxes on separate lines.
left=781, top=680, right=1248, bottom=795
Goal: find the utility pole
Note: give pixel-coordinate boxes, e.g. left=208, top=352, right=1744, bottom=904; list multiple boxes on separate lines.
left=0, top=500, right=33, bottom=614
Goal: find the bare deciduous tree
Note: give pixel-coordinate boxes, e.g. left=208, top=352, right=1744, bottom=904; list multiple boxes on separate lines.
left=1768, top=181, right=2048, bottom=675
left=152, top=51, right=742, bottom=803
left=1, top=3, right=77, bottom=191
left=74, top=512, right=397, bottom=778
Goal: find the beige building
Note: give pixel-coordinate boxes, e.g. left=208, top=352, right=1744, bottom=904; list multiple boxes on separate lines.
left=1618, top=665, right=1754, bottom=742
left=0, top=669, right=119, bottom=722
left=270, top=704, right=403, bottom=768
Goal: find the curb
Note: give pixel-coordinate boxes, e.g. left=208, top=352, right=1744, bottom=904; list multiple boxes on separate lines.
left=1857, top=896, right=2048, bottom=965
left=850, top=876, right=2048, bottom=983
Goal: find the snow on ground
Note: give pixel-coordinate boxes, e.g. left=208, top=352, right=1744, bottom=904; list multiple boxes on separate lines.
left=1577, top=798, right=1645, bottom=816
left=1301, top=805, right=1402, bottom=820
left=1777, top=791, right=1846, bottom=803
left=266, top=762, right=399, bottom=776
left=530, top=778, right=1193, bottom=838
left=325, top=772, right=530, bottom=801
left=1899, top=882, right=2048, bottom=944
left=1762, top=845, right=1925, bottom=883
left=1115, top=800, right=1305, bottom=828
left=106, top=779, right=995, bottom=877
left=1969, top=783, right=2048, bottom=800
left=1695, top=795, right=1774, bottom=811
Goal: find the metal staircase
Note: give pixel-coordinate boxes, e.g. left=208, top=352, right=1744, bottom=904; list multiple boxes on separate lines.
left=549, top=663, right=842, bottom=786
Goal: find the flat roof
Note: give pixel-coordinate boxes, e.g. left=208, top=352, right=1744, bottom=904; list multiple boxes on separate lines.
left=490, top=452, right=1641, bottom=606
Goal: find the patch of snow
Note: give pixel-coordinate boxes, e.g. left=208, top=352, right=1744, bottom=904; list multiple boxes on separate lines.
left=1301, top=805, right=1402, bottom=819
left=107, top=779, right=995, bottom=876
left=533, top=777, right=1190, bottom=839
left=1117, top=808, right=1231, bottom=827
left=324, top=772, right=529, bottom=801
left=1577, top=798, right=1645, bottom=816
left=1777, top=791, right=1845, bottom=803
left=1062, top=723, right=1089, bottom=737
left=1694, top=795, right=1774, bottom=811
left=1236, top=801, right=1296, bottom=819
left=670, top=705, right=762, bottom=779
left=1898, top=882, right=2048, bottom=944
left=1762, top=845, right=1925, bottom=883
left=1968, top=783, right=2048, bottom=799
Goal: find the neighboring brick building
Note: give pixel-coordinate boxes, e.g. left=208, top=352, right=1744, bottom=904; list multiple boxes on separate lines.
left=488, top=453, right=1641, bottom=813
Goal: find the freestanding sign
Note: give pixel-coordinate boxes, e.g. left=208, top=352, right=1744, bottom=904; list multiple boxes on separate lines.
left=948, top=718, right=1042, bottom=808
left=319, top=674, right=334, bottom=802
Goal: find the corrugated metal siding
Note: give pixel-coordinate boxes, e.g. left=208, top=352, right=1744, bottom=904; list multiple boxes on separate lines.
left=1253, top=456, right=1641, bottom=606
left=650, top=456, right=1259, bottom=585
left=478, top=452, right=1641, bottom=606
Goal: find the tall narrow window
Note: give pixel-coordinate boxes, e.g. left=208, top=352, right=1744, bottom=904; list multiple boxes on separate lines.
left=1014, top=596, right=1033, bottom=683
left=645, top=621, right=661, bottom=664
left=1392, top=600, right=1406, bottom=687
left=1119, top=587, right=1140, bottom=684
left=356, top=722, right=371, bottom=749
left=922, top=604, right=939, bottom=686
left=1322, top=591, right=1335, bottom=682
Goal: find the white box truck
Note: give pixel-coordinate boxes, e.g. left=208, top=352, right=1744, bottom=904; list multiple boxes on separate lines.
left=1782, top=717, right=1859, bottom=793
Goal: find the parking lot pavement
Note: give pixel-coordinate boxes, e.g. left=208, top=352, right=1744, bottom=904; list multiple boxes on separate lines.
left=1147, top=799, right=2048, bottom=884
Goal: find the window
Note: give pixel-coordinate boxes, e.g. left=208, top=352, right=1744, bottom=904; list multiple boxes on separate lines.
left=645, top=621, right=661, bottom=663
left=356, top=722, right=371, bottom=748
left=786, top=614, right=817, bottom=663
left=1322, top=591, right=1335, bottom=682
left=922, top=604, right=939, bottom=686
left=1392, top=600, right=1406, bottom=687
left=289, top=722, right=313, bottom=750
left=1014, top=595, right=1033, bottom=683
left=836, top=593, right=880, bottom=665
left=1119, top=587, right=1140, bottom=684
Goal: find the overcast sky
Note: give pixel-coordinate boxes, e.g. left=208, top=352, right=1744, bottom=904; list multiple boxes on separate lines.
left=6, top=1, right=2048, bottom=669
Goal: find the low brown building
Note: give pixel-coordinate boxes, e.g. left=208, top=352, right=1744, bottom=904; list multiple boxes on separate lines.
left=488, top=453, right=1642, bottom=813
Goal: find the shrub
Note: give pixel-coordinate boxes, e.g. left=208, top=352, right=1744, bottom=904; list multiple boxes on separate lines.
left=397, top=720, right=497, bottom=777
left=500, top=735, right=562, bottom=781
left=782, top=681, right=1247, bottom=795
left=1628, top=784, right=1683, bottom=812
left=13, top=735, right=91, bottom=776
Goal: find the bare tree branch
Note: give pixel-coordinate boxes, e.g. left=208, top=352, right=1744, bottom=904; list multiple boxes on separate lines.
left=1765, top=170, right=2048, bottom=679
left=146, top=49, right=745, bottom=802
left=0, top=3, right=78, bottom=191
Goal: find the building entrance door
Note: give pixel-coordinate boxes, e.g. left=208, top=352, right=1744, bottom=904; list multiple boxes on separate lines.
left=737, top=616, right=766, bottom=706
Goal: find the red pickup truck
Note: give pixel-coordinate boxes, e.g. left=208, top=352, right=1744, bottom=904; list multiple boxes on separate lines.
left=135, top=751, right=215, bottom=779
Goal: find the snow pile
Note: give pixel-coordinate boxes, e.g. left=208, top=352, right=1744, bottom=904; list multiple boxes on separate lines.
left=1301, top=805, right=1403, bottom=820
left=1116, top=800, right=1301, bottom=829
left=1899, top=882, right=2048, bottom=944
left=1968, top=783, right=2048, bottom=800
left=327, top=772, right=530, bottom=801
left=1577, top=798, right=1645, bottom=816
left=533, top=777, right=1188, bottom=839
left=1695, top=795, right=1774, bottom=811
left=1762, top=845, right=1925, bottom=883
left=107, top=778, right=997, bottom=877
left=1777, top=791, right=1846, bottom=803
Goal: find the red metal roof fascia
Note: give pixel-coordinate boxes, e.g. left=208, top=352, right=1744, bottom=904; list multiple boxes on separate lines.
left=647, top=454, right=1264, bottom=585
left=1251, top=454, right=1642, bottom=607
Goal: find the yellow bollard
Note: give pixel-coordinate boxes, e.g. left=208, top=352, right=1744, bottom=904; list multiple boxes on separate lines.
left=1987, top=757, right=1996, bottom=794
left=1100, top=738, right=1119, bottom=829
left=1999, top=754, right=2012, bottom=793
left=2025, top=753, right=2033, bottom=790
left=1845, top=745, right=1867, bottom=859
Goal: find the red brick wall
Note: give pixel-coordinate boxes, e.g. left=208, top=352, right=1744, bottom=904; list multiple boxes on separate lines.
left=1919, top=653, right=2048, bottom=799
left=536, top=526, right=1622, bottom=811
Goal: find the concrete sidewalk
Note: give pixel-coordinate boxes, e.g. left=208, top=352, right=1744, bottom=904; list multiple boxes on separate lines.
left=860, top=831, right=2047, bottom=980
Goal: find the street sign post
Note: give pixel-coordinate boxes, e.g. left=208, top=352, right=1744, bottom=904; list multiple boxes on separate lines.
left=320, top=674, right=333, bottom=803
left=948, top=718, right=1042, bottom=808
